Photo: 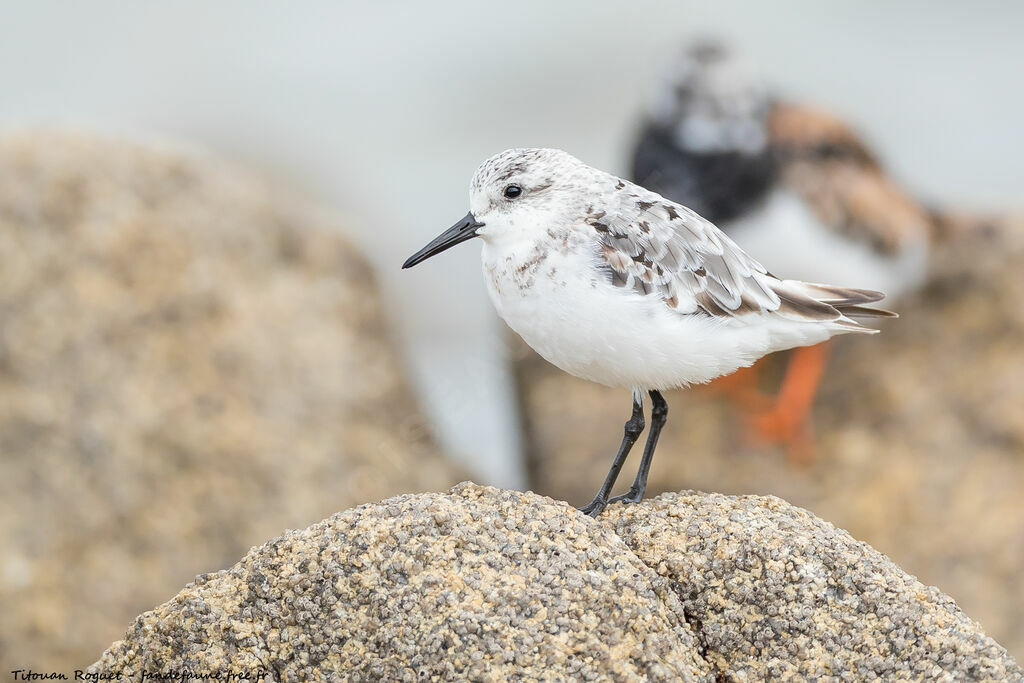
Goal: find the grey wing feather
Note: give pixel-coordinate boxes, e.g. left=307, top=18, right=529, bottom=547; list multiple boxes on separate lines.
left=591, top=183, right=894, bottom=327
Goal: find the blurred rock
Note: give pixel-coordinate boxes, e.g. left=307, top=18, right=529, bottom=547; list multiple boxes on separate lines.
left=0, top=132, right=461, bottom=669
left=90, top=483, right=1020, bottom=680
left=517, top=215, right=1024, bottom=661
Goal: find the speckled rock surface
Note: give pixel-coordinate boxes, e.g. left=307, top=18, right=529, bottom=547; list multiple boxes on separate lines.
left=90, top=484, right=710, bottom=681
left=0, top=132, right=460, bottom=670
left=611, top=492, right=1021, bottom=681
left=517, top=216, right=1024, bottom=662
left=90, top=484, right=1020, bottom=681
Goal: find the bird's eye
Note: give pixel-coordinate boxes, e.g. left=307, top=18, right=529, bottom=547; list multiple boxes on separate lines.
left=503, top=184, right=522, bottom=199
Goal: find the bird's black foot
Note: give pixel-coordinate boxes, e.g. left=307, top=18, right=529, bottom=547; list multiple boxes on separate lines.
left=609, top=487, right=645, bottom=506
left=578, top=496, right=609, bottom=517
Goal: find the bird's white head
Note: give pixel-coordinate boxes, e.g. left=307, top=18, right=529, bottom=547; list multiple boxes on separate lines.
left=403, top=148, right=602, bottom=269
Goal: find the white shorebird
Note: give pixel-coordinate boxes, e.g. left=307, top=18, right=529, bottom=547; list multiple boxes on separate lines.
left=403, top=147, right=894, bottom=516
left=631, top=42, right=930, bottom=458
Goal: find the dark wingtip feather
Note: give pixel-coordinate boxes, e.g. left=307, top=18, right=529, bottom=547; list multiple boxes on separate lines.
left=798, top=282, right=887, bottom=305
left=774, top=287, right=843, bottom=322
left=836, top=304, right=898, bottom=319
left=772, top=279, right=897, bottom=328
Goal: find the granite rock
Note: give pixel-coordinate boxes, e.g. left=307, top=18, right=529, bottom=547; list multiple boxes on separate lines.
left=0, top=132, right=460, bottom=669
left=90, top=483, right=1021, bottom=681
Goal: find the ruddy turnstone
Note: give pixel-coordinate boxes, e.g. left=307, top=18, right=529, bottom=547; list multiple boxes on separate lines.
left=631, top=42, right=931, bottom=460
left=403, top=147, right=894, bottom=516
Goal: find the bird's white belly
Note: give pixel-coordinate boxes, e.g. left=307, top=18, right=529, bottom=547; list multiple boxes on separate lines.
left=481, top=242, right=804, bottom=390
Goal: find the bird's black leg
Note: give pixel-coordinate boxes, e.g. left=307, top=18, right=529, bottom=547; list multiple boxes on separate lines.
left=610, top=389, right=668, bottom=505
left=578, top=393, right=645, bottom=517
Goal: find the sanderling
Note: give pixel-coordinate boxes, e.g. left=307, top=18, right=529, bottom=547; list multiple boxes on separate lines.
left=403, top=147, right=894, bottom=516
left=630, top=42, right=932, bottom=459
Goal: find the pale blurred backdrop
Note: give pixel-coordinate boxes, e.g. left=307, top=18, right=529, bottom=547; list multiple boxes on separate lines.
left=2, top=0, right=1021, bottom=488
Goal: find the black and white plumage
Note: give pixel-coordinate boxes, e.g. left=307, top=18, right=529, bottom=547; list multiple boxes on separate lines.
left=631, top=42, right=932, bottom=298
left=403, top=147, right=893, bottom=515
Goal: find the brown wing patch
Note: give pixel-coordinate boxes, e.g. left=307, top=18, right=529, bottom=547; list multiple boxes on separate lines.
left=600, top=242, right=632, bottom=272
left=769, top=103, right=879, bottom=167
left=769, top=103, right=932, bottom=256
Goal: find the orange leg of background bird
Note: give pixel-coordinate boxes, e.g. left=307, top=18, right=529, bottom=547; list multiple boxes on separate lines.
left=700, top=360, right=773, bottom=412
left=747, top=341, right=831, bottom=466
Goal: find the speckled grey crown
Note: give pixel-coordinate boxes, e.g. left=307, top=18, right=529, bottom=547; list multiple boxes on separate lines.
left=471, top=148, right=578, bottom=193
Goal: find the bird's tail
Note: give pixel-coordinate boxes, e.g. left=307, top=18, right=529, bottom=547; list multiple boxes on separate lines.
left=776, top=281, right=897, bottom=333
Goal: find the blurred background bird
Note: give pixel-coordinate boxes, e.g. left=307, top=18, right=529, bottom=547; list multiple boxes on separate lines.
left=630, top=41, right=936, bottom=463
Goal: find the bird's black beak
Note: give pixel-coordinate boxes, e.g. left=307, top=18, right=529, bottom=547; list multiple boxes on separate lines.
left=402, top=212, right=485, bottom=269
